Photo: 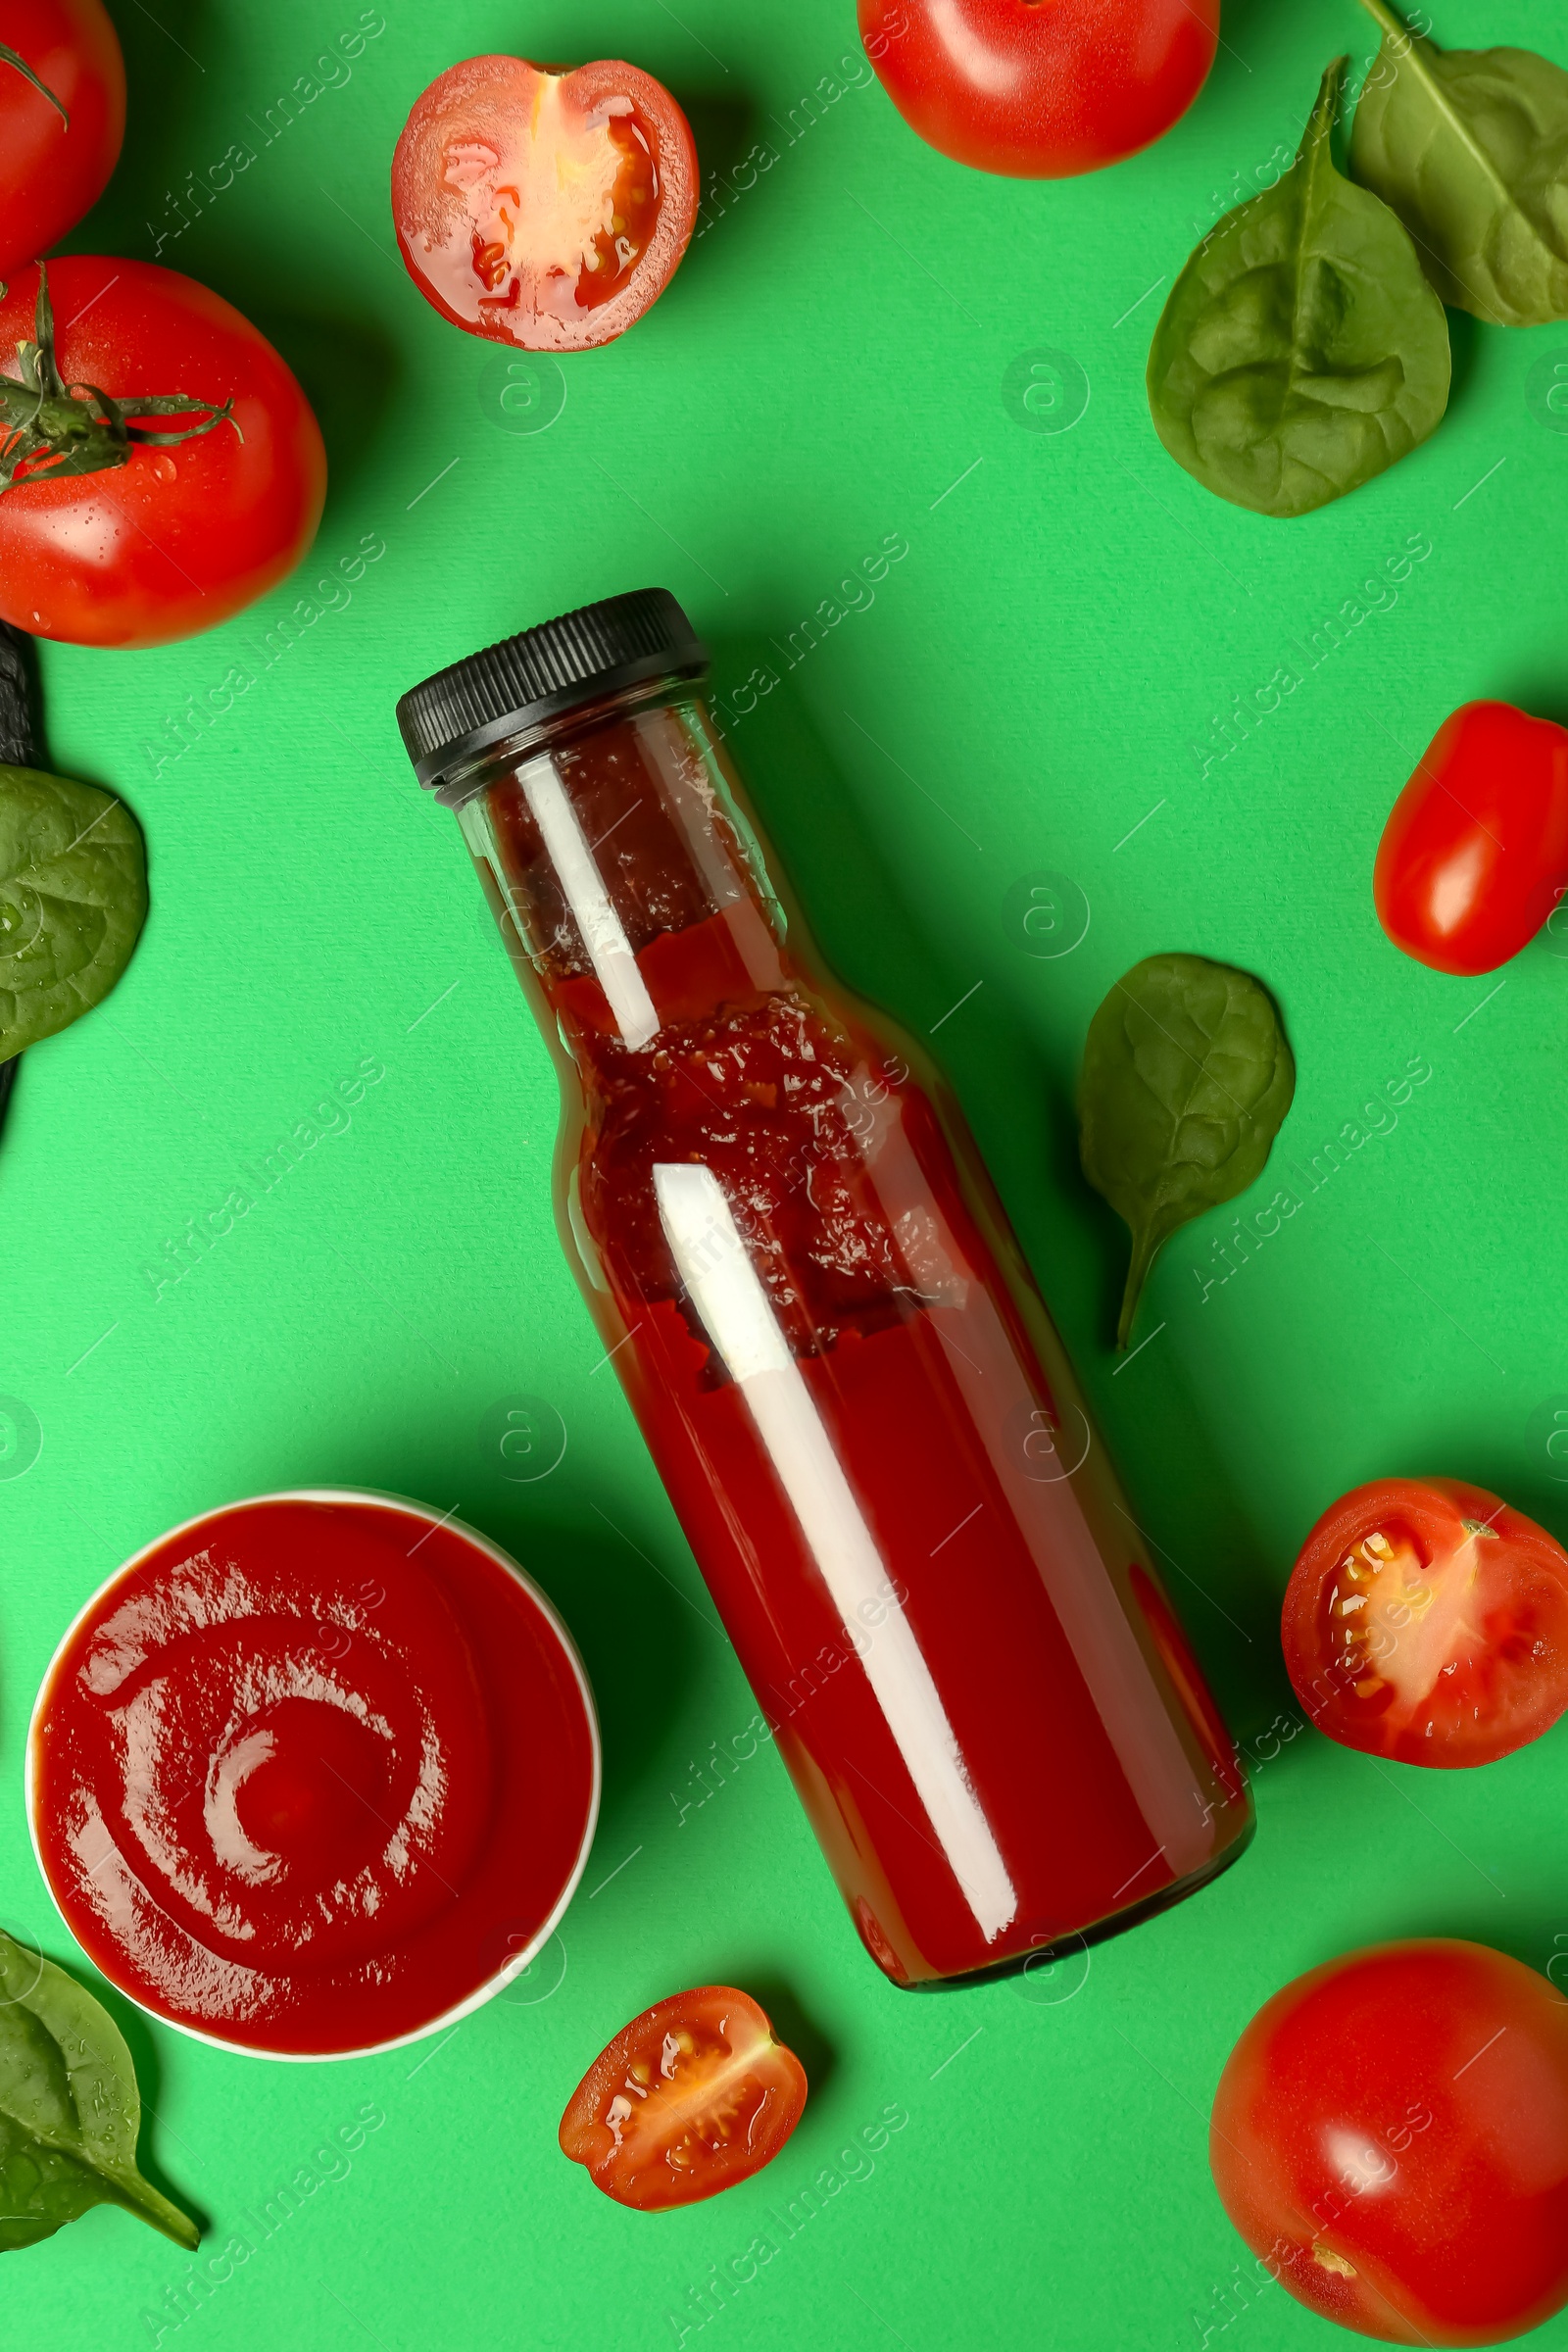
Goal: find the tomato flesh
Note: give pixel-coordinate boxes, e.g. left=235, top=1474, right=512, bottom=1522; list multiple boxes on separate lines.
left=858, top=0, right=1219, bottom=179
left=1282, top=1478, right=1568, bottom=1767
left=559, top=1985, right=807, bottom=2211
left=0, top=0, right=125, bottom=276
left=1212, top=1940, right=1568, bottom=2346
left=1374, top=702, right=1568, bottom=976
left=392, top=56, right=697, bottom=353
left=0, top=258, right=325, bottom=648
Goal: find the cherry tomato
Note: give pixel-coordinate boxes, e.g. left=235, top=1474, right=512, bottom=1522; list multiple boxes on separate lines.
left=1282, top=1477, right=1568, bottom=1768
left=1374, top=701, right=1568, bottom=976
left=857, top=0, right=1219, bottom=179
left=0, top=0, right=124, bottom=277
left=559, top=1985, right=808, bottom=2211
left=391, top=55, right=697, bottom=353
left=1212, top=1939, right=1568, bottom=2346
left=0, top=258, right=326, bottom=649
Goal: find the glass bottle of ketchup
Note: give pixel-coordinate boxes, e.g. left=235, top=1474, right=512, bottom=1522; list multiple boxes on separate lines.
left=397, top=591, right=1251, bottom=1987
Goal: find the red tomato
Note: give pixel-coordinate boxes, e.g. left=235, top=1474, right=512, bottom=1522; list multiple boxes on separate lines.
left=559, top=1985, right=808, bottom=2211
left=858, top=0, right=1219, bottom=178
left=391, top=56, right=697, bottom=353
left=1375, top=701, right=1568, bottom=976
left=0, top=259, right=325, bottom=649
left=0, top=0, right=124, bottom=276
left=1282, top=1477, right=1568, bottom=1768
left=1212, top=1940, right=1568, bottom=2346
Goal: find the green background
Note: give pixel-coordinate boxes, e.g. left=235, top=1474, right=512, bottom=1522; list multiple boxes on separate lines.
left=6, top=0, right=1568, bottom=2344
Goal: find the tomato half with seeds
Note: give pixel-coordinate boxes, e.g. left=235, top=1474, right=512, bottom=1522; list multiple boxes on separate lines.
left=1282, top=1478, right=1568, bottom=1768
left=858, top=0, right=1219, bottom=179
left=391, top=55, right=697, bottom=353
left=559, top=1985, right=808, bottom=2211
left=0, top=0, right=125, bottom=277
left=1212, top=1939, right=1568, bottom=2346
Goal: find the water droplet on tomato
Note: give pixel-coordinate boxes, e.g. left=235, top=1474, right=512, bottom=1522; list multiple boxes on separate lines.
left=150, top=454, right=177, bottom=484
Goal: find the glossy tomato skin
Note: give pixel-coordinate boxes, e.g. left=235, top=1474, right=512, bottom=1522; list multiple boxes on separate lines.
left=858, top=0, right=1219, bottom=178
left=559, top=1986, right=807, bottom=2211
left=1282, top=1477, right=1568, bottom=1768
left=392, top=55, right=697, bottom=353
left=1212, top=1940, right=1568, bottom=2346
left=0, top=0, right=125, bottom=275
left=1375, top=702, right=1568, bottom=976
left=0, top=259, right=326, bottom=649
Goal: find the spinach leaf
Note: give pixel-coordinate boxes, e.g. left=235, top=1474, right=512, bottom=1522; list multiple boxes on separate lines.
left=1351, top=0, right=1568, bottom=325
left=0, top=765, right=146, bottom=1066
left=1079, top=955, right=1295, bottom=1349
left=0, top=1929, right=198, bottom=2251
left=1148, top=57, right=1450, bottom=517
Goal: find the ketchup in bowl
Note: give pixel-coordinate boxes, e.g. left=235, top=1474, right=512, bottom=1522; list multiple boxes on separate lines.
left=27, top=1492, right=599, bottom=2058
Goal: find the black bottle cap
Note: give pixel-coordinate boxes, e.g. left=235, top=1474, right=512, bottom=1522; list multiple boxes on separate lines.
left=395, top=587, right=709, bottom=802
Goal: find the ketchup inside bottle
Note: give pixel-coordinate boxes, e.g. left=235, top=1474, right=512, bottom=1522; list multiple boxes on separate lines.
left=449, top=666, right=1251, bottom=1985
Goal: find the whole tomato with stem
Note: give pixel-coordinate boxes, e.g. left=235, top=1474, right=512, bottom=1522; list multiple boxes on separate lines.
left=1375, top=701, right=1568, bottom=975
left=1281, top=1477, right=1568, bottom=1768
left=1212, top=1939, right=1568, bottom=2346
left=0, top=0, right=125, bottom=276
left=0, top=258, right=326, bottom=649
left=857, top=0, right=1220, bottom=178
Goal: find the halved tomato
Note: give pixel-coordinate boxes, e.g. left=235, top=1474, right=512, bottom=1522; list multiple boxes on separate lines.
left=559, top=1985, right=808, bottom=2211
left=1282, top=1477, right=1568, bottom=1767
left=391, top=55, right=697, bottom=353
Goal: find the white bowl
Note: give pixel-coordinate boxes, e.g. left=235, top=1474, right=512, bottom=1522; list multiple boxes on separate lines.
left=25, top=1487, right=601, bottom=2062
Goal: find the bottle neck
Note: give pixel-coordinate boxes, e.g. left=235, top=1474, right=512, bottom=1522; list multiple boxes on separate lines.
left=457, top=692, right=791, bottom=1072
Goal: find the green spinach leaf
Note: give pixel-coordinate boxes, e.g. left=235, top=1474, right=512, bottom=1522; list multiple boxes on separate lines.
left=1351, top=0, right=1568, bottom=325
left=1079, top=955, right=1296, bottom=1349
left=0, top=1929, right=198, bottom=2251
left=0, top=765, right=147, bottom=1066
left=1148, top=57, right=1450, bottom=517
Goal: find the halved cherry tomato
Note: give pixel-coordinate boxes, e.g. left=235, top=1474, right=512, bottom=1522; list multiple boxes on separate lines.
left=0, top=0, right=125, bottom=277
left=1374, top=701, right=1568, bottom=976
left=1282, top=1477, right=1568, bottom=1768
left=858, top=0, right=1219, bottom=179
left=391, top=55, right=697, bottom=353
left=559, top=1985, right=807, bottom=2211
left=1212, top=1939, right=1568, bottom=2346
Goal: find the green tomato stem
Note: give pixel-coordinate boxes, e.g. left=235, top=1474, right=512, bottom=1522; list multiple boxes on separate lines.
left=0, top=42, right=67, bottom=125
left=0, top=267, right=239, bottom=497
